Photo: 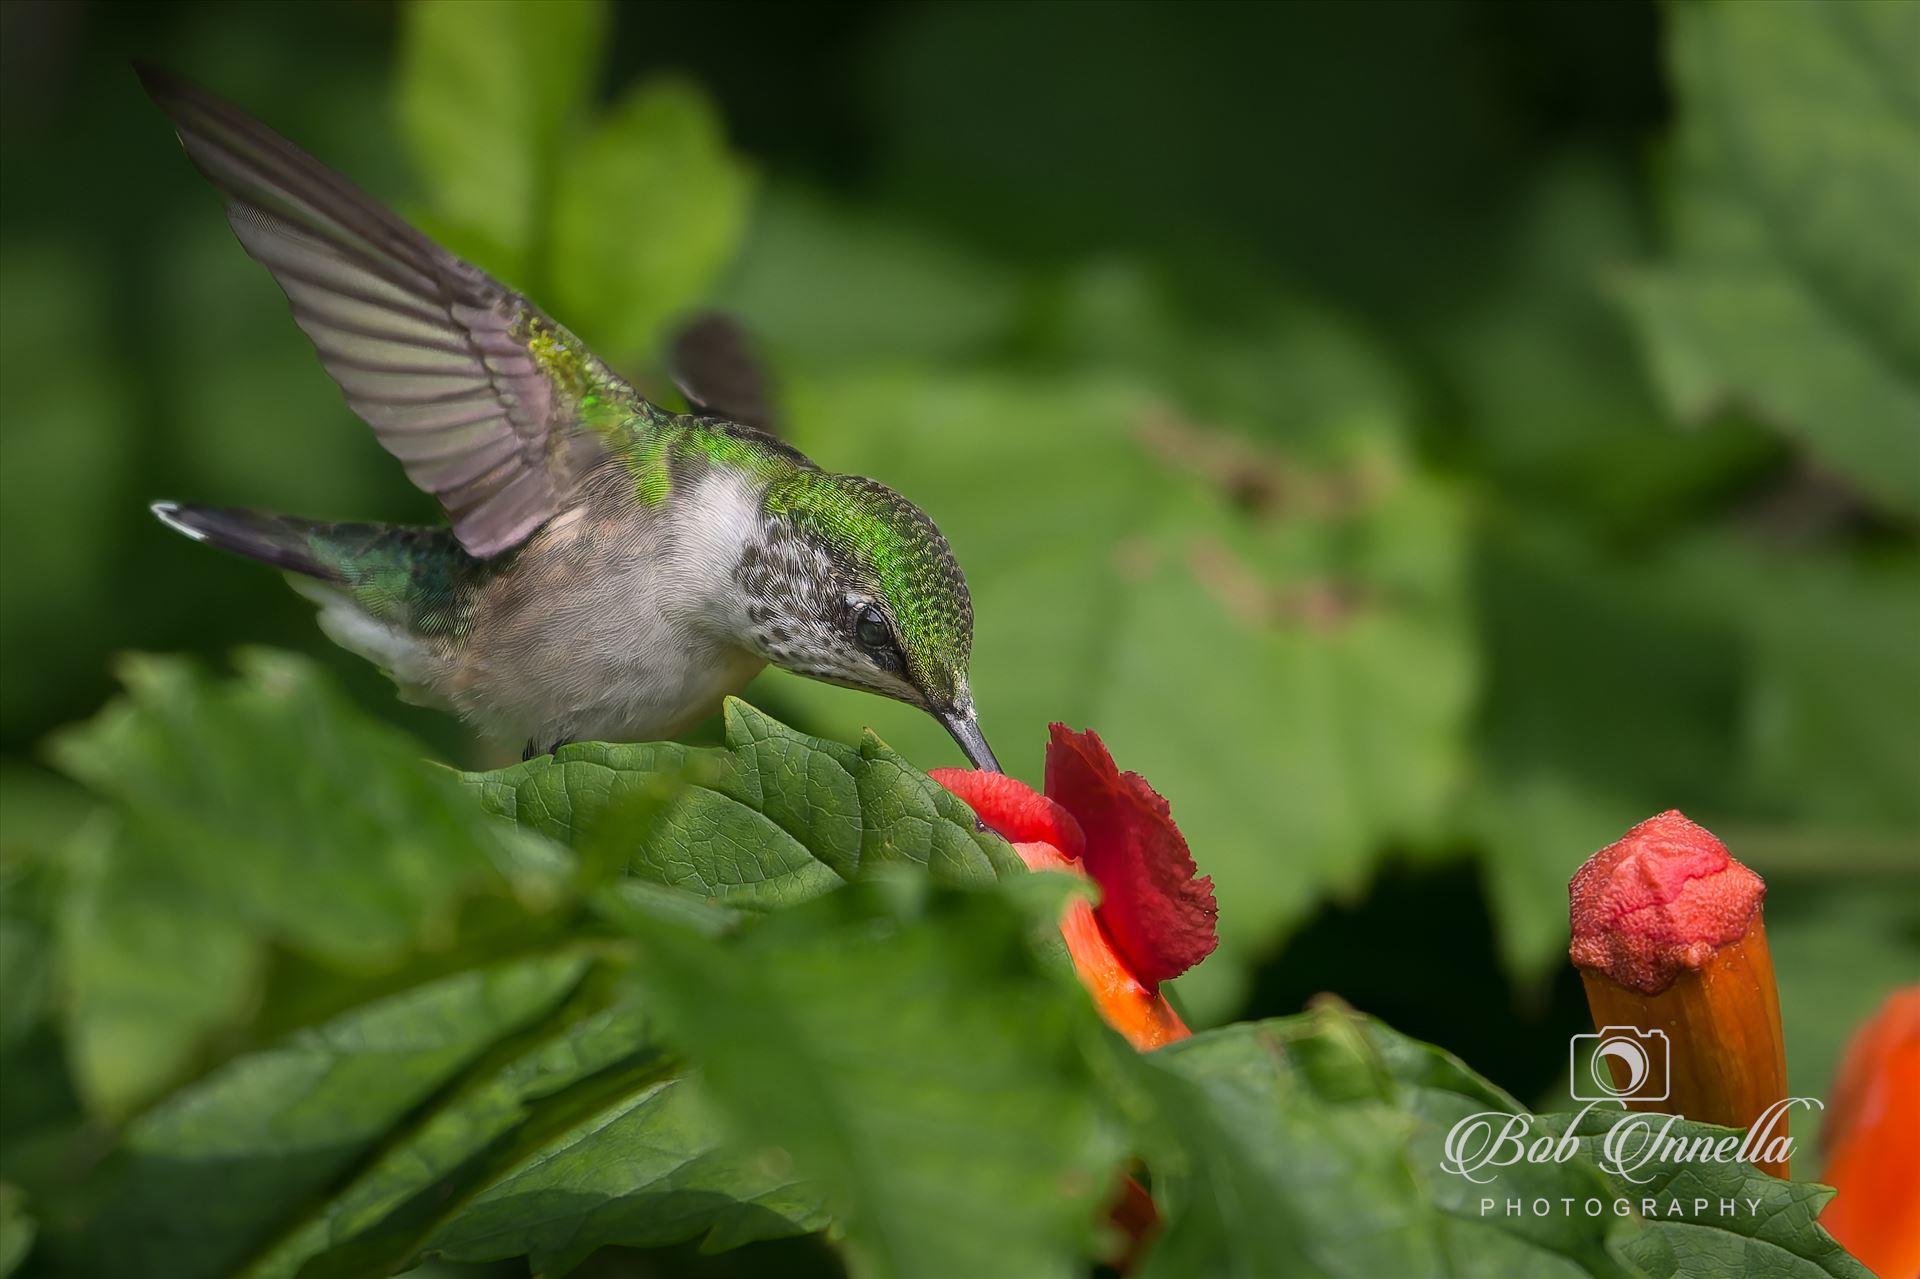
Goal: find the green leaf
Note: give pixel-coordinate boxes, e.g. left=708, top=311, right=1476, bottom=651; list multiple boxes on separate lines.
left=1420, top=158, right=1778, bottom=531
left=397, top=1, right=749, bottom=361
left=44, top=660, right=1031, bottom=1277
left=1139, top=1011, right=1631, bottom=1279
left=50, top=651, right=522, bottom=964
left=245, top=985, right=652, bottom=1278
left=1725, top=553, right=1920, bottom=828
left=719, top=185, right=1023, bottom=367
left=54, top=819, right=260, bottom=1123
left=0, top=785, right=68, bottom=1061
left=759, top=369, right=1474, bottom=1020
left=1138, top=1009, right=1870, bottom=1279
left=547, top=76, right=753, bottom=366
left=0, top=1184, right=32, bottom=1279
left=45, top=651, right=542, bottom=1116
left=466, top=698, right=1021, bottom=905
left=0, top=898, right=69, bottom=1147
left=397, top=0, right=608, bottom=285
left=55, top=810, right=815, bottom=1279
left=0, top=763, right=91, bottom=868
left=1619, top=0, right=1920, bottom=518
left=419, top=1071, right=826, bottom=1274
left=1042, top=262, right=1413, bottom=452
left=623, top=879, right=1124, bottom=1279
left=247, top=971, right=823, bottom=1279
left=78, top=954, right=588, bottom=1279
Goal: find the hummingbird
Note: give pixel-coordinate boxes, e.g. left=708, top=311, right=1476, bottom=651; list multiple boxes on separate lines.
left=137, top=66, right=1000, bottom=771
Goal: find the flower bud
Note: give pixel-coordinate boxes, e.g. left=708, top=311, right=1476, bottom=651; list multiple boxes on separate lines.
left=1569, top=811, right=1789, bottom=1175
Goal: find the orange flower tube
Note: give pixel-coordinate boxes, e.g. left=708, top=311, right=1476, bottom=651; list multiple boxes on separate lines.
left=1569, top=811, right=1790, bottom=1176
left=1819, top=987, right=1920, bottom=1279
left=1004, top=838, right=1191, bottom=1050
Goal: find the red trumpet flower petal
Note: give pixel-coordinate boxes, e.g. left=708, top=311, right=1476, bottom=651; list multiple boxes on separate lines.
left=932, top=733, right=1210, bottom=1053
left=1045, top=725, right=1218, bottom=988
left=929, top=767, right=1087, bottom=860
left=1568, top=810, right=1764, bottom=995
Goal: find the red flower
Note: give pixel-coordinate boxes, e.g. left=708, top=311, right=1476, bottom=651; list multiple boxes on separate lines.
left=933, top=724, right=1218, bottom=1051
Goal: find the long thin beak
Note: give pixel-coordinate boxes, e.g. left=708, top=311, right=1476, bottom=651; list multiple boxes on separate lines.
left=937, top=707, right=1001, bottom=772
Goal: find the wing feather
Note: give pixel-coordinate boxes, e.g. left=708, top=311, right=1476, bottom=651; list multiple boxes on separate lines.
left=138, top=64, right=636, bottom=557
left=667, top=311, right=782, bottom=436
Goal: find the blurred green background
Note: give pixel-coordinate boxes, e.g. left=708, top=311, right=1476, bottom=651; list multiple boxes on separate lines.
left=1, top=0, right=1914, bottom=1160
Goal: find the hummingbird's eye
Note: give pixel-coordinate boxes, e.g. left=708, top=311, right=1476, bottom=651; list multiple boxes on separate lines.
left=855, top=605, right=892, bottom=651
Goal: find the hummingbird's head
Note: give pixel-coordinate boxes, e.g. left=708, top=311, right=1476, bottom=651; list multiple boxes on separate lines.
left=741, top=472, right=998, bottom=771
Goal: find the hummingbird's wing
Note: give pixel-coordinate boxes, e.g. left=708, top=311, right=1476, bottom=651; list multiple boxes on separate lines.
left=138, top=65, right=628, bottom=559
left=666, top=311, right=782, bottom=436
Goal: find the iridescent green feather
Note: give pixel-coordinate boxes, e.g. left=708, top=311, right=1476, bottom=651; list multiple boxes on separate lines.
left=616, top=412, right=809, bottom=506
left=302, top=524, right=480, bottom=638
left=763, top=471, right=974, bottom=702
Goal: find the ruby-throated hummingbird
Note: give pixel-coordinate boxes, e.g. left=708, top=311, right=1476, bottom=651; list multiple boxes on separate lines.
left=138, top=66, right=999, bottom=770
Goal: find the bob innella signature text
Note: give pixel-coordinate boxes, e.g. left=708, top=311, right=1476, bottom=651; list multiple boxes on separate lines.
left=1440, top=1098, right=1820, bottom=1187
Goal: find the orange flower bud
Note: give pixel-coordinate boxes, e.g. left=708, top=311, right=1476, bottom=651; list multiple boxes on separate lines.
left=1569, top=811, right=1790, bottom=1176
left=1819, top=987, right=1920, bottom=1279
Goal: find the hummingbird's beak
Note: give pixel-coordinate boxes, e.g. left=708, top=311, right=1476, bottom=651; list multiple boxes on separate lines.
left=937, top=706, right=1001, bottom=773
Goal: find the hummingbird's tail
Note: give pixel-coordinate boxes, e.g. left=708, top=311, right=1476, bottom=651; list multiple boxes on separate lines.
left=151, top=501, right=474, bottom=705
left=151, top=502, right=343, bottom=579
left=150, top=502, right=473, bottom=640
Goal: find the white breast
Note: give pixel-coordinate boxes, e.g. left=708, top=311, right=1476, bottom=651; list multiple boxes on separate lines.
left=445, top=469, right=769, bottom=751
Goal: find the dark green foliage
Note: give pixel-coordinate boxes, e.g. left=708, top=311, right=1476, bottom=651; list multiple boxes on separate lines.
left=3, top=656, right=1872, bottom=1278
left=0, top=0, right=1911, bottom=1274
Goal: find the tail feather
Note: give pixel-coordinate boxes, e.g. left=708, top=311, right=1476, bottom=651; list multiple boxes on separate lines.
left=151, top=501, right=473, bottom=706
left=150, top=501, right=472, bottom=635
left=150, top=502, right=341, bottom=580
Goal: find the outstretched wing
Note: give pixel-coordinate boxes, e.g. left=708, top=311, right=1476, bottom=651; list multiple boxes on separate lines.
left=138, top=64, right=631, bottom=558
left=667, top=310, right=782, bottom=436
